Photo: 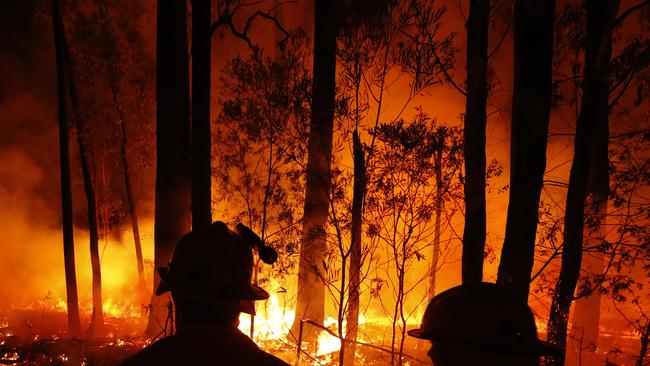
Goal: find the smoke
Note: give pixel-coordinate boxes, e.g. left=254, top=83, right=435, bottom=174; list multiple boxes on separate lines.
left=0, top=1, right=155, bottom=317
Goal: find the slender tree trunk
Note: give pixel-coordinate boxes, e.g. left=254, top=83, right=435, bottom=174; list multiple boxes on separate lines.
left=191, top=0, right=212, bottom=230
left=73, top=105, right=104, bottom=336
left=291, top=0, right=337, bottom=347
left=462, top=0, right=490, bottom=285
left=497, top=0, right=555, bottom=300
left=52, top=0, right=81, bottom=337
left=546, top=2, right=618, bottom=365
left=61, top=26, right=104, bottom=336
left=148, top=0, right=192, bottom=336
left=117, top=108, right=147, bottom=308
left=429, top=144, right=443, bottom=298
left=344, top=129, right=366, bottom=366
left=637, top=321, right=650, bottom=366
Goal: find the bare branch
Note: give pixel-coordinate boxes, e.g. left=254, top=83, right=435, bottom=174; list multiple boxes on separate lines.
left=613, top=0, right=650, bottom=28
left=211, top=5, right=290, bottom=50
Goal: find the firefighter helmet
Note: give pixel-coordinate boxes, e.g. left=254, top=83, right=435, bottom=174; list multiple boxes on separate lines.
left=408, top=282, right=560, bottom=356
left=155, top=221, right=270, bottom=303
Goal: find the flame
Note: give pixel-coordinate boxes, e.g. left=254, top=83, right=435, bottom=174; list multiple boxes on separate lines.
left=238, top=287, right=295, bottom=341
left=1, top=352, right=20, bottom=362
left=317, top=317, right=341, bottom=357
left=102, top=297, right=142, bottom=318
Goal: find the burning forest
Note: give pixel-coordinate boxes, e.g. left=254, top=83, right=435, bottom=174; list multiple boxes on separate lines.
left=0, top=0, right=649, bottom=365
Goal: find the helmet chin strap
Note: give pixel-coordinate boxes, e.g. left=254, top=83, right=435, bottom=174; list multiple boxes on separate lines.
left=235, top=223, right=279, bottom=265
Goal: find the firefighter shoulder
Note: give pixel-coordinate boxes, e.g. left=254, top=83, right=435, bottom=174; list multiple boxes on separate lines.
left=120, top=221, right=289, bottom=366
left=409, top=282, right=562, bottom=366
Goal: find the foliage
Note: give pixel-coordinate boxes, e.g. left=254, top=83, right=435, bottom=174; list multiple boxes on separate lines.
left=365, top=110, right=463, bottom=363
left=214, top=31, right=312, bottom=280
left=65, top=0, right=154, bottom=235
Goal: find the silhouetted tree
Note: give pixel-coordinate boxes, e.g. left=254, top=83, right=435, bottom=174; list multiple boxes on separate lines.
left=545, top=2, right=619, bottom=365
left=215, top=33, right=311, bottom=339
left=62, top=21, right=105, bottom=335
left=149, top=0, right=192, bottom=336
left=113, top=91, right=148, bottom=309
left=461, top=0, right=490, bottom=285
left=292, top=0, right=337, bottom=344
left=344, top=129, right=365, bottom=365
left=366, top=113, right=463, bottom=365
left=52, top=0, right=81, bottom=338
left=497, top=0, right=555, bottom=300
left=191, top=0, right=212, bottom=230
left=335, top=2, right=398, bottom=362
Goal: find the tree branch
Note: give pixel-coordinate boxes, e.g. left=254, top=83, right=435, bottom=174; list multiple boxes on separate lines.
left=211, top=6, right=289, bottom=50
left=613, top=0, right=650, bottom=28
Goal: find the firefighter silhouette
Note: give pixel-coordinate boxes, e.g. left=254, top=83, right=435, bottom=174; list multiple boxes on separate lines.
left=121, top=221, right=288, bottom=366
left=409, top=282, right=561, bottom=366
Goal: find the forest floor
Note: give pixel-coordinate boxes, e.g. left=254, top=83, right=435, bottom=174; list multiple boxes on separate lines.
left=0, top=310, right=642, bottom=365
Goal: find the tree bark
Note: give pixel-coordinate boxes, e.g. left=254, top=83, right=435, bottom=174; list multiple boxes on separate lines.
left=344, top=129, right=366, bottom=366
left=191, top=0, right=212, bottom=230
left=147, top=0, right=192, bottom=336
left=292, top=0, right=337, bottom=346
left=497, top=0, right=555, bottom=300
left=52, top=0, right=81, bottom=338
left=461, top=0, right=489, bottom=285
left=546, top=1, right=618, bottom=365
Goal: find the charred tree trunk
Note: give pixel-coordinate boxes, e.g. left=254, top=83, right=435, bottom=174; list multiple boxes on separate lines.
left=344, top=129, right=366, bottom=366
left=461, top=0, right=489, bottom=285
left=546, top=1, right=618, bottom=365
left=191, top=0, right=212, bottom=230
left=429, top=143, right=443, bottom=298
left=61, top=28, right=104, bottom=336
left=497, top=0, right=555, bottom=300
left=148, top=0, right=192, bottom=336
left=292, top=0, right=337, bottom=346
left=52, top=0, right=81, bottom=338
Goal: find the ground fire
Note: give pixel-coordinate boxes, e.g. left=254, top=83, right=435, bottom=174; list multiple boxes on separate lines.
left=1, top=0, right=649, bottom=365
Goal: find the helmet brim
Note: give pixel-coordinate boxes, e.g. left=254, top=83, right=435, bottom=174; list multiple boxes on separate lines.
left=155, top=266, right=270, bottom=301
left=407, top=328, right=563, bottom=357
left=407, top=328, right=426, bottom=339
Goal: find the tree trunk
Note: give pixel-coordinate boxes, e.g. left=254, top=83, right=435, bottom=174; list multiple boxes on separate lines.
left=147, top=0, right=192, bottom=336
left=497, top=0, right=555, bottom=300
left=74, top=101, right=104, bottom=337
left=546, top=1, right=618, bottom=365
left=571, top=81, right=611, bottom=351
left=52, top=0, right=81, bottom=338
left=291, top=0, right=337, bottom=346
left=637, top=321, right=650, bottom=366
left=191, top=0, right=212, bottom=230
left=429, top=143, right=443, bottom=298
left=61, top=24, right=104, bottom=336
left=344, top=129, right=366, bottom=366
left=461, top=0, right=489, bottom=286
left=116, top=103, right=147, bottom=308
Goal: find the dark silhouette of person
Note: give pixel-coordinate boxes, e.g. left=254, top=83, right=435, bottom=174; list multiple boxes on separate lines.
left=409, top=282, right=561, bottom=366
left=121, top=221, right=289, bottom=366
